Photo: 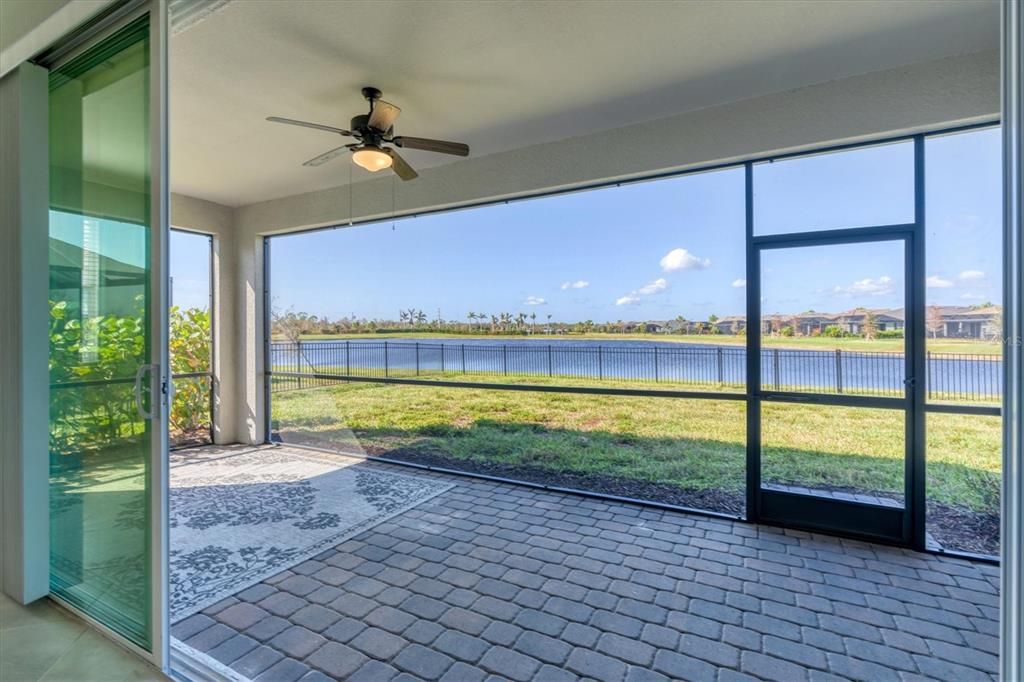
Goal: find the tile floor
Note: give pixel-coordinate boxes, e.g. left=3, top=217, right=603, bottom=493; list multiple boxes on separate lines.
left=0, top=593, right=165, bottom=682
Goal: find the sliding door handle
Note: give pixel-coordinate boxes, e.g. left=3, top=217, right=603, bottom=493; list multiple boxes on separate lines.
left=133, top=363, right=159, bottom=420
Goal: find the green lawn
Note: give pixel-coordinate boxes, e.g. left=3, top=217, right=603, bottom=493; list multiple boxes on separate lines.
left=285, top=331, right=1003, bottom=356
left=271, top=378, right=1001, bottom=513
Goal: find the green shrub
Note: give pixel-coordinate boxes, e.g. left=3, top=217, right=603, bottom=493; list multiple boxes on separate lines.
left=48, top=299, right=211, bottom=454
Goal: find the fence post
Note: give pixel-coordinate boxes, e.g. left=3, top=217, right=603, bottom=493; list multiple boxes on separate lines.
left=503, top=345, right=508, bottom=376
left=415, top=342, right=420, bottom=376
left=548, top=345, right=553, bottom=377
left=927, top=350, right=932, bottom=401
left=441, top=344, right=445, bottom=373
left=654, top=346, right=659, bottom=383
left=384, top=341, right=389, bottom=378
left=346, top=340, right=350, bottom=377
left=598, top=346, right=603, bottom=380
left=297, top=340, right=303, bottom=390
left=772, top=348, right=780, bottom=390
left=462, top=344, right=466, bottom=374
left=835, top=349, right=843, bottom=393
left=716, top=346, right=724, bottom=384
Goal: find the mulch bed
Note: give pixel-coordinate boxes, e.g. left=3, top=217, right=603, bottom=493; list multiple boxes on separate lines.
left=280, top=436, right=999, bottom=559
left=366, top=446, right=746, bottom=516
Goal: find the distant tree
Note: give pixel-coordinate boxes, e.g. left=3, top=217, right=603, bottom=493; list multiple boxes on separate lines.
left=530, top=312, right=537, bottom=334
left=861, top=309, right=878, bottom=340
left=926, top=305, right=944, bottom=339
left=708, top=314, right=719, bottom=324
left=988, top=306, right=1003, bottom=342
left=468, top=311, right=477, bottom=332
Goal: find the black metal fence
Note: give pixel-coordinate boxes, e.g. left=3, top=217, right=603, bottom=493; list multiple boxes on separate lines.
left=269, top=340, right=1002, bottom=402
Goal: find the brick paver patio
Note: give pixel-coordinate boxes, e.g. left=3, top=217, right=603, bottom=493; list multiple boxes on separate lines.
left=172, top=446, right=999, bottom=681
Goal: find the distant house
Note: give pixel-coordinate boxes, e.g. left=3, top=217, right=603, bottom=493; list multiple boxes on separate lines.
left=792, top=312, right=837, bottom=336
left=928, top=305, right=1002, bottom=339
left=660, top=305, right=1000, bottom=339
left=833, top=308, right=905, bottom=334
left=715, top=315, right=746, bottom=334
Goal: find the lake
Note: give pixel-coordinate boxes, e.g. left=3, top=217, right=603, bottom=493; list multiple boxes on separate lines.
left=270, top=338, right=1002, bottom=401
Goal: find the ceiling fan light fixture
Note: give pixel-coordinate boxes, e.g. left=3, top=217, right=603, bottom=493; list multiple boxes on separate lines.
left=351, top=145, right=393, bottom=172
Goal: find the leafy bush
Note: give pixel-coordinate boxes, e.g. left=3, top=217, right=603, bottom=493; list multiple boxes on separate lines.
left=49, top=298, right=147, bottom=454
left=48, top=299, right=211, bottom=454
left=170, top=306, right=212, bottom=436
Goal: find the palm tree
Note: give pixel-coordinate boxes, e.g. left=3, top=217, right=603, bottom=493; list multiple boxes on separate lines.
left=530, top=312, right=537, bottom=334
left=467, top=311, right=477, bottom=333
left=415, top=309, right=428, bottom=326
left=490, top=315, right=498, bottom=333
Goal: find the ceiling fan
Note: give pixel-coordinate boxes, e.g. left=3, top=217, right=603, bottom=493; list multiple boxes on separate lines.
left=267, top=87, right=469, bottom=181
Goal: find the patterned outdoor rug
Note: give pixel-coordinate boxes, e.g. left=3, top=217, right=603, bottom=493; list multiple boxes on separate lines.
left=170, top=445, right=453, bottom=621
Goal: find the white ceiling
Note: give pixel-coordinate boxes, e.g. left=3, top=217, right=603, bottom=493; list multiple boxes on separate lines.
left=169, top=0, right=998, bottom=207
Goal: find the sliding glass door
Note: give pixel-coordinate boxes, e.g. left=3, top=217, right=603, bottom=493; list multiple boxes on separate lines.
left=46, top=6, right=167, bottom=658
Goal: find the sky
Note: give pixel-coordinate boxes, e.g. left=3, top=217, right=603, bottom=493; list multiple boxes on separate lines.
left=165, top=127, right=1001, bottom=322
left=169, top=230, right=212, bottom=310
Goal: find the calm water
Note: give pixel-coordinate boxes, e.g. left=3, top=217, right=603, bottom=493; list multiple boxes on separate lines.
left=272, top=337, right=1002, bottom=400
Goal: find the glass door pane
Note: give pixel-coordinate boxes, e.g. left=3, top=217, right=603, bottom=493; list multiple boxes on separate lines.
left=48, top=16, right=153, bottom=649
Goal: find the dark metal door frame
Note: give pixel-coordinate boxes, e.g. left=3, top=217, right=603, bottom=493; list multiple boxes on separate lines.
left=744, top=136, right=927, bottom=549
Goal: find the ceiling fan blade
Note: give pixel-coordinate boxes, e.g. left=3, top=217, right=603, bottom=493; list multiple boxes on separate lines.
left=302, top=145, right=354, bottom=167
left=368, top=100, right=401, bottom=132
left=391, top=136, right=469, bottom=157
left=267, top=116, right=352, bottom=136
left=386, top=148, right=418, bottom=181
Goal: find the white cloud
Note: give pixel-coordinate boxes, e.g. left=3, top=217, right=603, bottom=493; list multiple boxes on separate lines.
left=637, top=278, right=668, bottom=295
left=616, top=278, right=668, bottom=305
left=926, top=275, right=954, bottom=289
left=523, top=296, right=547, bottom=306
left=560, top=280, right=590, bottom=290
left=833, top=275, right=894, bottom=297
left=731, top=279, right=746, bottom=288
left=660, top=248, right=710, bottom=272
left=959, top=270, right=985, bottom=281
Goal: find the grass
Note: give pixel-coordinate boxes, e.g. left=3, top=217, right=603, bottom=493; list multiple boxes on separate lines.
left=287, top=331, right=1004, bottom=356
left=271, top=377, right=1001, bottom=513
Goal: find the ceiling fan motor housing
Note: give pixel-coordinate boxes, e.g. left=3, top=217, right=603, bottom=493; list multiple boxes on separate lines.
left=350, top=114, right=370, bottom=132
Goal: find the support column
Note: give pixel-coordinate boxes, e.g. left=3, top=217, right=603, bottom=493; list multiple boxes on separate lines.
left=0, top=62, right=50, bottom=603
left=1001, top=1, right=1023, bottom=680
left=170, top=193, right=239, bottom=444
left=1003, top=2, right=1019, bottom=675
left=236, top=233, right=266, bottom=444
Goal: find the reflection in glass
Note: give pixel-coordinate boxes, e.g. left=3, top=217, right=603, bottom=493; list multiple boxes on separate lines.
left=48, top=17, right=151, bottom=648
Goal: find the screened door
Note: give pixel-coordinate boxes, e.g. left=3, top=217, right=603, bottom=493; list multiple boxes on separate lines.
left=46, top=8, right=167, bottom=657
left=750, top=232, right=917, bottom=544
